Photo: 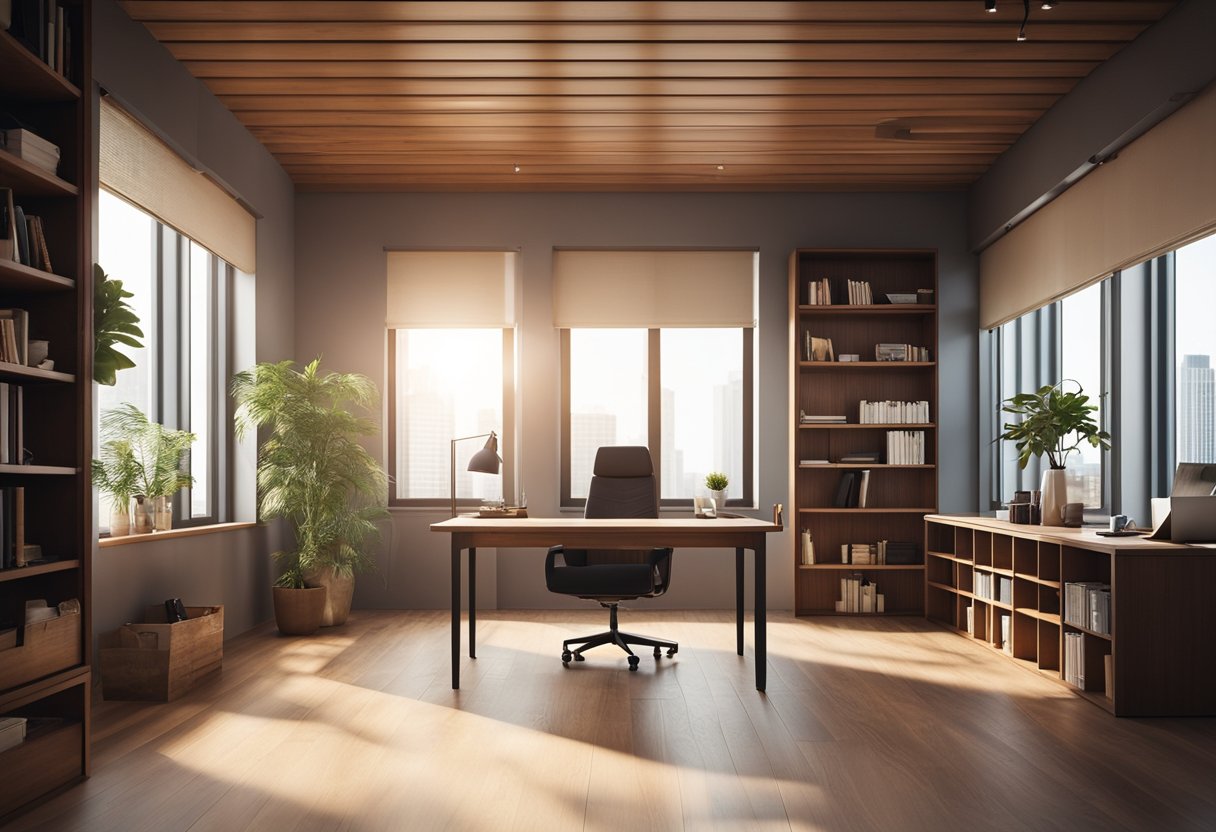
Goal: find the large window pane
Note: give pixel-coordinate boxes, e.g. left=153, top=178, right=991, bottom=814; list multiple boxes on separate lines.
left=1060, top=282, right=1104, bottom=508
left=660, top=328, right=742, bottom=499
left=568, top=329, right=647, bottom=499
left=394, top=329, right=503, bottom=502
left=1175, top=234, right=1216, bottom=464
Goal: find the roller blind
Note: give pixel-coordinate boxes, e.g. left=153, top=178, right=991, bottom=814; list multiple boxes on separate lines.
left=99, top=97, right=256, bottom=274
left=386, top=250, right=516, bottom=327
left=552, top=249, right=757, bottom=328
left=980, top=82, right=1216, bottom=329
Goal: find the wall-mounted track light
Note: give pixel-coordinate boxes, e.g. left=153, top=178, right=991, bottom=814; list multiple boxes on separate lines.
left=985, top=0, right=997, bottom=11
left=986, top=0, right=1055, bottom=41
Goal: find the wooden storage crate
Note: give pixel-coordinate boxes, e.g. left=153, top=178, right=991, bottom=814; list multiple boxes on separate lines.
left=99, top=606, right=223, bottom=701
left=0, top=612, right=81, bottom=693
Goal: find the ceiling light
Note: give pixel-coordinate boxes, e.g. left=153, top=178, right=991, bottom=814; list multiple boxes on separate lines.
left=1040, top=1, right=1055, bottom=8
left=512, top=163, right=520, bottom=173
left=1017, top=0, right=1030, bottom=41
left=985, top=0, right=997, bottom=12
left=716, top=164, right=725, bottom=171
left=1016, top=29, right=1027, bottom=41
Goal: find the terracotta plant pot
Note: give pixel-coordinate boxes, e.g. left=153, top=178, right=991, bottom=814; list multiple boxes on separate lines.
left=304, top=567, right=355, bottom=627
left=272, top=586, right=327, bottom=636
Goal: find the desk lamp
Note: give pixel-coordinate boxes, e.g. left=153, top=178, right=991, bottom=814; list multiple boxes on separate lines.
left=450, top=431, right=501, bottom=516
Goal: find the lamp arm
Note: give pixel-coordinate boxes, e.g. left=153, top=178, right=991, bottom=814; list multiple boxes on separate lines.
left=450, top=431, right=498, bottom=517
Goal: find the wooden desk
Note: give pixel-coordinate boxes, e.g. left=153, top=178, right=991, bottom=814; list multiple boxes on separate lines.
left=431, top=516, right=783, bottom=691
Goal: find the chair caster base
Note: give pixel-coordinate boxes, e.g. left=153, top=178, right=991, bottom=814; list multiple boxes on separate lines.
left=628, top=656, right=640, bottom=671
left=562, top=650, right=572, bottom=665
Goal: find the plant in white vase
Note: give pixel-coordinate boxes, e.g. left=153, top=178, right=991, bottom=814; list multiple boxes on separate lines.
left=97, top=404, right=195, bottom=533
left=705, top=471, right=729, bottom=512
left=998, top=380, right=1110, bottom=526
left=92, top=438, right=139, bottom=536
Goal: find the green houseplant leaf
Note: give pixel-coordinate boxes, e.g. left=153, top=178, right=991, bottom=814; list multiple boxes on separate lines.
left=93, top=264, right=145, bottom=386
left=97, top=404, right=196, bottom=498
left=231, top=358, right=389, bottom=589
left=997, top=380, right=1111, bottom=470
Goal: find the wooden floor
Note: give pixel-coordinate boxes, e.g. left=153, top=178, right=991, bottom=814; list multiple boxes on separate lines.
left=8, top=610, right=1216, bottom=831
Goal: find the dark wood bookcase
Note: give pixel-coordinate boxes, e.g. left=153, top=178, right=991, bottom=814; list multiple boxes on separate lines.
left=925, top=515, right=1216, bottom=716
left=0, top=4, right=93, bottom=820
left=788, top=249, right=938, bottom=615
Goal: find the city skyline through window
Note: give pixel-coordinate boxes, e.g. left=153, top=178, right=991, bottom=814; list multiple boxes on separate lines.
left=1175, top=233, right=1216, bottom=464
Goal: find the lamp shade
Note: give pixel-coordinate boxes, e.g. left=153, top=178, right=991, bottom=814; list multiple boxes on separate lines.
left=467, top=433, right=501, bottom=474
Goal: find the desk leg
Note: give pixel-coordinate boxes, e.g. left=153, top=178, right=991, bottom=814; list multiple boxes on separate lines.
left=754, top=540, right=767, bottom=692
left=468, top=547, right=477, bottom=659
left=451, top=541, right=461, bottom=690
left=735, top=548, right=745, bottom=656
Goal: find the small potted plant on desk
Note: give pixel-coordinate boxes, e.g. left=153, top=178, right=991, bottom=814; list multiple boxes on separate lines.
left=232, top=358, right=388, bottom=634
left=705, top=472, right=729, bottom=513
left=998, top=380, right=1110, bottom=526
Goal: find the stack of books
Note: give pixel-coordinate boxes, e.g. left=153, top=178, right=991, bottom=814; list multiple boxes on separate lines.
left=836, top=573, right=885, bottom=613
left=799, top=411, right=846, bottom=425
left=875, top=343, right=931, bottom=362
left=885, top=430, right=925, bottom=464
left=0, top=129, right=61, bottom=176
left=858, top=400, right=929, bottom=424
left=838, top=451, right=880, bottom=464
left=0, top=717, right=27, bottom=753
left=999, top=613, right=1012, bottom=655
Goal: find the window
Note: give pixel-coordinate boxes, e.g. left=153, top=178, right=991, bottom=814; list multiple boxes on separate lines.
left=388, top=328, right=511, bottom=505
left=561, top=328, right=753, bottom=507
left=97, top=188, right=234, bottom=530
left=989, top=280, right=1109, bottom=513
left=1174, top=234, right=1216, bottom=465
left=384, top=250, right=517, bottom=508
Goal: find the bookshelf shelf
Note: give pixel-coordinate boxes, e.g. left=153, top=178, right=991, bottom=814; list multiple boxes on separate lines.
left=0, top=2, right=92, bottom=822
left=0, top=31, right=81, bottom=100
left=0, top=559, right=79, bottom=584
left=925, top=515, right=1216, bottom=716
left=0, top=151, right=77, bottom=197
left=0, top=362, right=75, bottom=384
left=0, top=260, right=75, bottom=293
left=790, top=248, right=938, bottom=616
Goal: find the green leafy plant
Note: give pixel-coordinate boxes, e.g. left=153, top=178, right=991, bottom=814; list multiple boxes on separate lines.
left=998, top=380, right=1111, bottom=470
left=705, top=472, right=729, bottom=491
left=91, top=437, right=140, bottom=511
left=97, top=404, right=195, bottom=498
left=93, top=264, right=145, bottom=386
left=231, top=358, right=388, bottom=589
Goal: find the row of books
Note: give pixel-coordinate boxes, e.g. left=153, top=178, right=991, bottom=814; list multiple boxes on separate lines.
left=0, top=384, right=22, bottom=464
left=999, top=613, right=1012, bottom=655
left=859, top=400, right=930, bottom=425
left=886, top=430, right=925, bottom=465
left=875, top=343, right=931, bottom=362
left=1, top=189, right=54, bottom=272
left=0, top=309, right=29, bottom=365
left=0, top=486, right=27, bottom=569
left=841, top=540, right=919, bottom=565
left=836, top=573, right=885, bottom=613
left=833, top=469, right=871, bottom=507
left=974, top=572, right=1012, bottom=605
left=1064, top=631, right=1085, bottom=689
left=803, top=333, right=834, bottom=362
left=845, top=280, right=873, bottom=305
left=0, top=717, right=26, bottom=753
left=805, top=278, right=933, bottom=307
left=1064, top=581, right=1111, bottom=635
left=3, top=0, right=77, bottom=79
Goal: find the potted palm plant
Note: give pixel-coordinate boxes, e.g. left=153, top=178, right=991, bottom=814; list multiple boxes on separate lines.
left=97, top=404, right=195, bottom=533
left=998, top=380, right=1110, bottom=525
left=92, top=437, right=139, bottom=536
left=231, top=358, right=388, bottom=633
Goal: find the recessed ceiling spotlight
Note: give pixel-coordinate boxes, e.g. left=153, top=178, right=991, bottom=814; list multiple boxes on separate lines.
left=716, top=164, right=725, bottom=171
left=1040, top=1, right=1055, bottom=8
left=985, top=0, right=997, bottom=12
left=513, top=163, right=521, bottom=173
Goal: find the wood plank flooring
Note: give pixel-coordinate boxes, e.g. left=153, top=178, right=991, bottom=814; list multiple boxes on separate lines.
left=8, top=611, right=1216, bottom=831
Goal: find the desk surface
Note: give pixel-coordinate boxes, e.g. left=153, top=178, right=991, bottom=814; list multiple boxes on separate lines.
left=431, top=516, right=783, bottom=548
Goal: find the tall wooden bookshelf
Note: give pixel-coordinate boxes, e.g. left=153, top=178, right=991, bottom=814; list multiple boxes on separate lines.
left=789, top=249, right=937, bottom=615
left=0, top=3, right=93, bottom=820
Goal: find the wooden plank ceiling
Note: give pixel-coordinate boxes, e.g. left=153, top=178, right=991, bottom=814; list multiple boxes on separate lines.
left=118, top=1, right=1179, bottom=192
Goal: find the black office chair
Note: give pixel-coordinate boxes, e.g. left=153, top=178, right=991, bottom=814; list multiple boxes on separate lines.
left=545, top=446, right=678, bottom=671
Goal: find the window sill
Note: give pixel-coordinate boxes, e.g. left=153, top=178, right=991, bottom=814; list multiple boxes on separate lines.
left=99, top=521, right=258, bottom=548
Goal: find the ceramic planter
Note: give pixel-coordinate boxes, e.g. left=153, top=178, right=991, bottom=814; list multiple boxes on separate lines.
left=272, top=586, right=327, bottom=636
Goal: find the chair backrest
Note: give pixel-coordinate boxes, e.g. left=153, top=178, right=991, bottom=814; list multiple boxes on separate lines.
left=584, top=446, right=659, bottom=520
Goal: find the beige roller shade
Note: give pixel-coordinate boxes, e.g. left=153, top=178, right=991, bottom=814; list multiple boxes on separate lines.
left=980, top=82, right=1216, bottom=329
left=552, top=249, right=757, bottom=328
left=386, top=250, right=516, bottom=327
left=99, top=98, right=256, bottom=274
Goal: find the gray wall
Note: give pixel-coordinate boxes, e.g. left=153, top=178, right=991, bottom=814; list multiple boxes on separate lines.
left=294, top=191, right=978, bottom=612
left=90, top=0, right=295, bottom=640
